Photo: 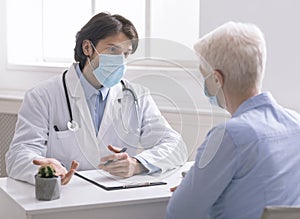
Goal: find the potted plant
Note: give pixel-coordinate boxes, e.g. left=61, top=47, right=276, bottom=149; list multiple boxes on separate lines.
left=35, top=165, right=61, bottom=201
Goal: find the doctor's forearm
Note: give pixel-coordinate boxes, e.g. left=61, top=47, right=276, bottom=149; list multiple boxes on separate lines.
left=6, top=151, right=43, bottom=185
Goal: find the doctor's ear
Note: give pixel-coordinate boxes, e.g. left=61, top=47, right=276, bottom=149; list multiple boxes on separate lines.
left=82, top=40, right=93, bottom=57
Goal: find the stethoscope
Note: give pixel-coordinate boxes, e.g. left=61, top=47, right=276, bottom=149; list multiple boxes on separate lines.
left=62, top=70, right=140, bottom=133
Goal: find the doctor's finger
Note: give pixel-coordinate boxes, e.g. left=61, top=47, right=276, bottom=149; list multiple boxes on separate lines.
left=60, top=161, right=79, bottom=185
left=33, top=158, right=63, bottom=167
left=61, top=169, right=75, bottom=185
left=33, top=158, right=52, bottom=166
left=33, top=158, right=65, bottom=171
left=100, top=154, right=117, bottom=163
left=100, top=152, right=128, bottom=163
left=114, top=152, right=128, bottom=160
left=33, top=158, right=68, bottom=178
left=101, top=159, right=127, bottom=170
left=103, top=163, right=129, bottom=174
left=70, top=160, right=80, bottom=170
left=107, top=144, right=124, bottom=153
left=102, top=158, right=132, bottom=170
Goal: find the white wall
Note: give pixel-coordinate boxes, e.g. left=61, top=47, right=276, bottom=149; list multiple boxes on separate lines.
left=200, top=0, right=300, bottom=112
left=0, top=0, right=6, bottom=88
left=1, top=0, right=300, bottom=112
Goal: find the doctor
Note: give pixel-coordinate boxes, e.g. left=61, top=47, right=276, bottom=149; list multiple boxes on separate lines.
left=5, top=12, right=188, bottom=185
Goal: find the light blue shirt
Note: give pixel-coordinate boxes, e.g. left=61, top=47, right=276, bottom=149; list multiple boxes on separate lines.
left=167, top=92, right=300, bottom=219
left=75, top=64, right=109, bottom=134
left=75, top=64, right=159, bottom=173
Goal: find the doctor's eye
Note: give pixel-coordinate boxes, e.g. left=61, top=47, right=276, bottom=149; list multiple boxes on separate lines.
left=106, top=46, right=122, bottom=55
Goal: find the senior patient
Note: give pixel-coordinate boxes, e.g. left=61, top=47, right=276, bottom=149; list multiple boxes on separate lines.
left=167, top=21, right=300, bottom=219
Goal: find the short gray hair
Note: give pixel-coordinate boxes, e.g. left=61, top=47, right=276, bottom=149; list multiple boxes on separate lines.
left=194, top=21, right=266, bottom=94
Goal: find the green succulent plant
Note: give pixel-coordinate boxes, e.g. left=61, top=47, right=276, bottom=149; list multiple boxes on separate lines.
left=38, top=165, right=56, bottom=178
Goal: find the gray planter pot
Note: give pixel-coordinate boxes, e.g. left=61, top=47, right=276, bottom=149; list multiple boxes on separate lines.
left=35, top=175, right=61, bottom=201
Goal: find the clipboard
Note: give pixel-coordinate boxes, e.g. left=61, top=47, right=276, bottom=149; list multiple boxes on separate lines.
left=74, top=172, right=167, bottom=191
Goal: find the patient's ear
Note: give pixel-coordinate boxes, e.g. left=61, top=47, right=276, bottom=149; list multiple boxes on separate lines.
left=214, top=70, right=224, bottom=88
left=82, top=40, right=93, bottom=57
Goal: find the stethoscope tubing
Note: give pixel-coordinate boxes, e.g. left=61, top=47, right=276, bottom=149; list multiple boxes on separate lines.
left=62, top=70, right=139, bottom=132
left=62, top=70, right=73, bottom=123
left=120, top=80, right=138, bottom=102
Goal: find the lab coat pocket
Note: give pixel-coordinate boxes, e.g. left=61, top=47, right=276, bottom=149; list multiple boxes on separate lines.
left=55, top=129, right=77, bottom=139
left=49, top=128, right=82, bottom=168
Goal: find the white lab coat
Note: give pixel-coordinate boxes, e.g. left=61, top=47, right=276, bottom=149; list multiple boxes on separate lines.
left=6, top=64, right=188, bottom=184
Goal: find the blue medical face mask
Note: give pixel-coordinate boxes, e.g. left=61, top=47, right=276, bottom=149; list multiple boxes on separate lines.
left=94, top=54, right=126, bottom=88
left=89, top=43, right=126, bottom=88
left=203, top=74, right=220, bottom=107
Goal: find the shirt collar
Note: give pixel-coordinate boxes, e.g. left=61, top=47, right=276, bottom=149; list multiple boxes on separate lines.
left=75, top=63, right=110, bottom=101
left=233, top=92, right=277, bottom=117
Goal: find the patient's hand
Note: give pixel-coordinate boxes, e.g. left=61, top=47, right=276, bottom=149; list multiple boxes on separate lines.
left=170, top=186, right=178, bottom=192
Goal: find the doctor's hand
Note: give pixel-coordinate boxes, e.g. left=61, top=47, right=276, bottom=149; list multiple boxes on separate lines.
left=98, top=145, right=147, bottom=178
left=33, top=158, right=79, bottom=185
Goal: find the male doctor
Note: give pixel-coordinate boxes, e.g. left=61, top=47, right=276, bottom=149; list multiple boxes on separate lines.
left=6, top=12, right=187, bottom=185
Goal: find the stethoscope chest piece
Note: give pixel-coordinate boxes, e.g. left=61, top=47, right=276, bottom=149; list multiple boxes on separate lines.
left=67, top=120, right=79, bottom=132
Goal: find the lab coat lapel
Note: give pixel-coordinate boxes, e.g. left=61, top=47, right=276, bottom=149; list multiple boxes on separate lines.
left=66, top=64, right=98, bottom=144
left=97, top=82, right=123, bottom=141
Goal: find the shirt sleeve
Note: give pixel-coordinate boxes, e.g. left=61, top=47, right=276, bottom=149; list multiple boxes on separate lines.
left=133, top=156, right=160, bottom=174
left=166, top=125, right=237, bottom=219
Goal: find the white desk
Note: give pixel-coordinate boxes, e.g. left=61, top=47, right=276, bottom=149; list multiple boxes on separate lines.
left=0, top=162, right=193, bottom=219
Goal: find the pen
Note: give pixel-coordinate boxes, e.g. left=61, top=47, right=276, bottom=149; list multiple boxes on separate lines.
left=106, top=181, right=167, bottom=190
left=103, top=147, right=127, bottom=166
left=122, top=181, right=167, bottom=189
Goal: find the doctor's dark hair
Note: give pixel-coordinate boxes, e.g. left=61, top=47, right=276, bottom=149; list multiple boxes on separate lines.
left=74, top=12, right=139, bottom=69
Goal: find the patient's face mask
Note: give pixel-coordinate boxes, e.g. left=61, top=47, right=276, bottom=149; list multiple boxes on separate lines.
left=203, top=74, right=220, bottom=107
left=89, top=42, right=126, bottom=88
